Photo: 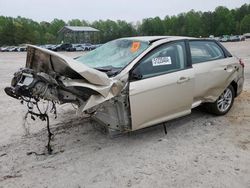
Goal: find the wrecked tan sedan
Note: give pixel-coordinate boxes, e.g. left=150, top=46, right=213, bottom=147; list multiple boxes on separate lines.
left=5, top=36, right=244, bottom=135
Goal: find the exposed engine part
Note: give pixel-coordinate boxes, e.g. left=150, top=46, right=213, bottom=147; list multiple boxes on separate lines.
left=5, top=68, right=78, bottom=103
left=4, top=68, right=60, bottom=154
left=6, top=68, right=55, bottom=100
left=5, top=67, right=132, bottom=149
left=4, top=68, right=110, bottom=153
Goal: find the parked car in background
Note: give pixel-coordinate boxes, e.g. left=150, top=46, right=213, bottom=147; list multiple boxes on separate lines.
left=243, top=33, right=250, bottom=38
left=214, top=37, right=220, bottom=41
left=219, top=35, right=246, bottom=42
left=8, top=46, right=19, bottom=52
left=81, top=43, right=93, bottom=51
left=40, top=44, right=56, bottom=51
left=92, top=44, right=103, bottom=49
left=0, top=46, right=10, bottom=52
left=208, top=35, right=220, bottom=41
left=1, top=43, right=101, bottom=52
left=17, top=46, right=27, bottom=52
left=220, top=35, right=230, bottom=42
left=66, top=44, right=85, bottom=51
left=5, top=36, right=244, bottom=135
left=54, top=43, right=72, bottom=51
left=2, top=45, right=44, bottom=52
left=239, top=35, right=246, bottom=41
left=229, top=35, right=240, bottom=42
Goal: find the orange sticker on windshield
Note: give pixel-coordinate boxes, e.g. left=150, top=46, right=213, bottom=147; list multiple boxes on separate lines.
left=130, top=42, right=141, bottom=53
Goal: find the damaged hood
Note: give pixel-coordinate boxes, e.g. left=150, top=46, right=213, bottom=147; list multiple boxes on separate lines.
left=26, top=45, right=111, bottom=86
left=23, top=45, right=125, bottom=111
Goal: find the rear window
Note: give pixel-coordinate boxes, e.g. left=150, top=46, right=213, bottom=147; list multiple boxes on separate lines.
left=189, top=41, right=225, bottom=64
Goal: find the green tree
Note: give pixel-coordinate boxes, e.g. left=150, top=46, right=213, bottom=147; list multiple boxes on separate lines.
left=49, top=19, right=66, bottom=36
left=91, top=19, right=119, bottom=43
left=68, top=19, right=83, bottom=26
left=213, top=6, right=235, bottom=35
left=235, top=4, right=250, bottom=22
left=138, top=17, right=164, bottom=36
left=184, top=10, right=203, bottom=37
left=201, top=11, right=215, bottom=37
left=0, top=3, right=250, bottom=46
left=44, top=32, right=56, bottom=44
left=241, top=14, right=250, bottom=33
left=0, top=17, right=16, bottom=45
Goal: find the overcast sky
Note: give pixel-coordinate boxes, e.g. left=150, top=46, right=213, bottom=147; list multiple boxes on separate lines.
left=0, top=0, right=249, bottom=23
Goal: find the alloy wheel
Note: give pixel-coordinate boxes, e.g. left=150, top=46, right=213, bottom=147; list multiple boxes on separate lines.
left=217, top=88, right=233, bottom=112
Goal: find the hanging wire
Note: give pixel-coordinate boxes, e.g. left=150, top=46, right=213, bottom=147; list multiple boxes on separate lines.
left=22, top=97, right=57, bottom=154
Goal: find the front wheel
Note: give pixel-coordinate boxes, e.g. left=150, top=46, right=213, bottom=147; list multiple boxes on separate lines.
left=206, top=85, right=235, bottom=115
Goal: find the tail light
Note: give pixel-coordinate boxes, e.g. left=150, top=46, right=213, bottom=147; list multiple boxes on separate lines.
left=239, top=58, right=245, bottom=68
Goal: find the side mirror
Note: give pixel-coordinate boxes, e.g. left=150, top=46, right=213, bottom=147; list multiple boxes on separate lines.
left=130, top=68, right=143, bottom=80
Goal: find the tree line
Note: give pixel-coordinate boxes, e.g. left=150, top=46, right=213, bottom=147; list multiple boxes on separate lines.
left=0, top=4, right=250, bottom=46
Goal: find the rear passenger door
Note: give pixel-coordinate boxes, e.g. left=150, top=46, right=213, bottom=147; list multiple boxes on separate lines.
left=189, top=40, right=237, bottom=103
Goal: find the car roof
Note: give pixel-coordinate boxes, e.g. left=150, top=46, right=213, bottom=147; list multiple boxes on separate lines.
left=121, top=36, right=196, bottom=43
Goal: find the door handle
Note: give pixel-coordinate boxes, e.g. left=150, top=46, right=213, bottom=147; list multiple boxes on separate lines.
left=177, top=77, right=190, bottom=84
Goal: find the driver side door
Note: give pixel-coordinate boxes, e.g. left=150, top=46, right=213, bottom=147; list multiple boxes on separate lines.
left=129, top=41, right=194, bottom=130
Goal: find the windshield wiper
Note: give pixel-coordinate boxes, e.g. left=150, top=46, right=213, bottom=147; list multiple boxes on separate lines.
left=95, top=66, right=113, bottom=72
left=95, top=66, right=122, bottom=77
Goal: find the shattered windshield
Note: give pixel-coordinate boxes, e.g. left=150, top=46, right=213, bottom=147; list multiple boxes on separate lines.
left=76, top=39, right=149, bottom=70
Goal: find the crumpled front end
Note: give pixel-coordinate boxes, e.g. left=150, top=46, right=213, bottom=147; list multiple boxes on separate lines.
left=4, top=45, right=131, bottom=153
left=5, top=45, right=126, bottom=112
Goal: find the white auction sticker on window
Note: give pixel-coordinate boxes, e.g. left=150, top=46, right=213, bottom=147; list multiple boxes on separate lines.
left=152, top=56, right=172, bottom=66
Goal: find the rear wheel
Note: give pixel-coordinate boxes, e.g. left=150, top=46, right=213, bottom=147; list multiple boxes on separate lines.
left=206, top=85, right=235, bottom=115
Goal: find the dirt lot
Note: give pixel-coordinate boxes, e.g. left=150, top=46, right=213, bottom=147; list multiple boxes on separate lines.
left=0, top=41, right=250, bottom=188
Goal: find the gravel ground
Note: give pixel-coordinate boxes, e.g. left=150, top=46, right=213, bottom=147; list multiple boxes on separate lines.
left=0, top=41, right=250, bottom=188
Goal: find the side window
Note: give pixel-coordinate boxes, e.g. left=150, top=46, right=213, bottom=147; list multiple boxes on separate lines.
left=132, top=41, right=186, bottom=79
left=190, top=41, right=225, bottom=64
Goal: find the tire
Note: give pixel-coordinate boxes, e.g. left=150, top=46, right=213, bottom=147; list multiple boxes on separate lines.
left=206, top=85, right=235, bottom=115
